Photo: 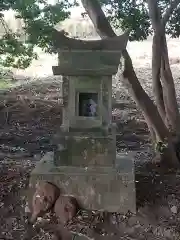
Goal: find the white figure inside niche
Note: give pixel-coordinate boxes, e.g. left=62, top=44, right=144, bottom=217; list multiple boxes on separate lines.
left=79, top=93, right=98, bottom=117
left=89, top=98, right=97, bottom=116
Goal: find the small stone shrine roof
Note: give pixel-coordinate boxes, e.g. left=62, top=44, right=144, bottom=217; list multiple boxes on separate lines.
left=52, top=30, right=129, bottom=76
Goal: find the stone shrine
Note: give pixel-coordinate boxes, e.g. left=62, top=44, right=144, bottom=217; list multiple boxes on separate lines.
left=29, top=30, right=136, bottom=213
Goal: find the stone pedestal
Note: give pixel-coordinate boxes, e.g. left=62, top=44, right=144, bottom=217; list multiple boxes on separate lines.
left=29, top=152, right=136, bottom=213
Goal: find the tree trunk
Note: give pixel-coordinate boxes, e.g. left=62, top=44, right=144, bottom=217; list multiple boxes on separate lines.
left=147, top=0, right=167, bottom=125
left=147, top=0, right=180, bottom=132
left=122, top=49, right=167, bottom=142
left=160, top=35, right=180, bottom=133
left=152, top=29, right=180, bottom=134
left=147, top=0, right=180, bottom=162
left=122, top=49, right=179, bottom=167
left=81, top=0, right=180, bottom=167
left=152, top=34, right=166, bottom=121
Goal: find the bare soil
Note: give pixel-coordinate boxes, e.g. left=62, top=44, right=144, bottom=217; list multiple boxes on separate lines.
left=0, top=79, right=180, bottom=240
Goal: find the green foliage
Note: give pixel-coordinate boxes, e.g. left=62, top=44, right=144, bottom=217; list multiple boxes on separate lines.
left=0, top=67, right=13, bottom=89
left=101, top=0, right=180, bottom=41
left=0, top=0, right=77, bottom=68
left=0, top=33, right=37, bottom=68
left=0, top=79, right=11, bottom=89
left=106, top=0, right=151, bottom=41
left=155, top=139, right=168, bottom=154
left=1, top=0, right=180, bottom=69
left=167, top=7, right=180, bottom=37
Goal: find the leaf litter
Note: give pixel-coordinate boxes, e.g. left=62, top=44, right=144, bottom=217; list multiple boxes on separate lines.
left=0, top=79, right=179, bottom=239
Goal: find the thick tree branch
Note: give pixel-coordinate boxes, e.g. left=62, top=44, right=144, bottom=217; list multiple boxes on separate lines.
left=162, top=0, right=180, bottom=25
left=81, top=0, right=115, bottom=39
left=147, top=1, right=166, bottom=120
left=147, top=0, right=162, bottom=32
left=147, top=0, right=180, bottom=133
left=160, top=34, right=180, bottom=132
left=152, top=34, right=166, bottom=120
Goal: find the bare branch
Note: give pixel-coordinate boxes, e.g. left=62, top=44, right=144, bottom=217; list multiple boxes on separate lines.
left=81, top=0, right=115, bottom=38
left=0, top=18, right=12, bottom=35
left=162, top=0, right=180, bottom=25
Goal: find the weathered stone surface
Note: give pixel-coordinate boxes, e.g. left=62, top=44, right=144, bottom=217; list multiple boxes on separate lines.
left=53, top=132, right=116, bottom=167
left=52, top=29, right=129, bottom=50
left=54, top=195, right=80, bottom=224
left=62, top=76, right=69, bottom=107
left=52, top=29, right=129, bottom=75
left=52, top=66, right=119, bottom=76
left=29, top=152, right=136, bottom=214
left=59, top=75, right=113, bottom=131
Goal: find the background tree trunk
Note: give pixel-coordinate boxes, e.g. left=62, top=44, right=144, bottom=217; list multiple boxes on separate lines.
left=80, top=0, right=180, bottom=167
left=147, top=0, right=180, bottom=134
left=152, top=34, right=166, bottom=121
left=160, top=35, right=180, bottom=133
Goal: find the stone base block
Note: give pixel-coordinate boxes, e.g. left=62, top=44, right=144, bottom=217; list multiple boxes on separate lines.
left=28, top=152, right=136, bottom=214
left=53, top=132, right=116, bottom=167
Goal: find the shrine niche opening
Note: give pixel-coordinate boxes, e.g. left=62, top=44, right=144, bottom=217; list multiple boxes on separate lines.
left=76, top=91, right=98, bottom=117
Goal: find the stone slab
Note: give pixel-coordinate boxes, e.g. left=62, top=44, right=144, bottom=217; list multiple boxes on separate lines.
left=28, top=152, right=136, bottom=214
left=52, top=65, right=119, bottom=76
left=53, top=133, right=116, bottom=167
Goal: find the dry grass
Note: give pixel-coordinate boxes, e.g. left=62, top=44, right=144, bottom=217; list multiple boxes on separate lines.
left=128, top=37, right=180, bottom=67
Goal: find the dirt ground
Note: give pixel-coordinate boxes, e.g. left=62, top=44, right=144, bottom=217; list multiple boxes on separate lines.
left=0, top=79, right=180, bottom=240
